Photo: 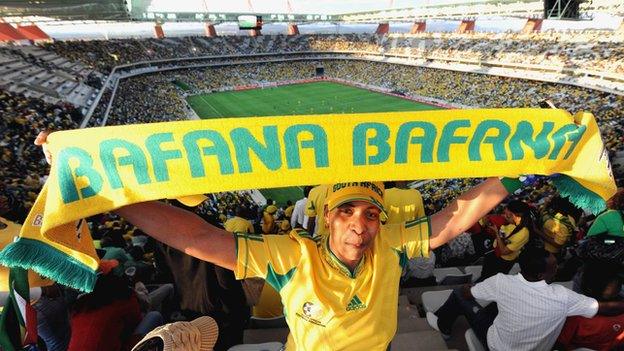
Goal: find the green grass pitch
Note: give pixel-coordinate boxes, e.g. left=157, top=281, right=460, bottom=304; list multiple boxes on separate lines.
left=186, top=81, right=439, bottom=118
left=186, top=81, right=441, bottom=206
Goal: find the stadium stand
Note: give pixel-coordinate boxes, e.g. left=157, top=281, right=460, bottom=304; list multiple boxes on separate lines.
left=2, top=12, right=624, bottom=350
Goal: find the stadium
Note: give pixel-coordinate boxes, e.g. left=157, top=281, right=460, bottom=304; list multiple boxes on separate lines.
left=1, top=0, right=624, bottom=350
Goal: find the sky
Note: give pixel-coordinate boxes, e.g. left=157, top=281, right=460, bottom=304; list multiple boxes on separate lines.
left=143, top=0, right=474, bottom=14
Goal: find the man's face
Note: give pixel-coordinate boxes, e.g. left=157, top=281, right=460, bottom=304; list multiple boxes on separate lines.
left=503, top=208, right=520, bottom=225
left=325, top=201, right=381, bottom=269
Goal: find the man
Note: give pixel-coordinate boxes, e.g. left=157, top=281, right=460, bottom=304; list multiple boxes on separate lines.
left=261, top=203, right=278, bottom=234
left=35, top=130, right=528, bottom=349
left=290, top=186, right=311, bottom=230
left=304, top=184, right=330, bottom=236
left=538, top=196, right=579, bottom=256
left=426, top=246, right=624, bottom=351
left=224, top=206, right=254, bottom=234
left=115, top=178, right=515, bottom=350
left=555, top=265, right=624, bottom=350
left=283, top=200, right=295, bottom=220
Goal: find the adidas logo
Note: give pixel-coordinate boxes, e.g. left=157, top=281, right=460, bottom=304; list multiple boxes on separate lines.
left=346, top=295, right=366, bottom=311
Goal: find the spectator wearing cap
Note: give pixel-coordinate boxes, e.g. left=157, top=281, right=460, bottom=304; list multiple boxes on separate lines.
left=261, top=203, right=278, bottom=234
left=304, top=184, right=330, bottom=236
left=116, top=177, right=522, bottom=349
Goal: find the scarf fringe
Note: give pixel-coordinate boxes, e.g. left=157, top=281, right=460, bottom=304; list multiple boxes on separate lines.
left=552, top=174, right=607, bottom=215
left=0, top=238, right=97, bottom=292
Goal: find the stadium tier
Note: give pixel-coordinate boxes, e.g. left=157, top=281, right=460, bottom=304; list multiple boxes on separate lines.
left=2, top=14, right=624, bottom=351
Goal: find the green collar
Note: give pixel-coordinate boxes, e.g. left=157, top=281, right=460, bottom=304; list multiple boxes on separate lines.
left=321, top=235, right=365, bottom=279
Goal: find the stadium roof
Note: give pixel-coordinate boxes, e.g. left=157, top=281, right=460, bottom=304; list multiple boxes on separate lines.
left=0, top=0, right=131, bottom=21
left=1, top=0, right=621, bottom=23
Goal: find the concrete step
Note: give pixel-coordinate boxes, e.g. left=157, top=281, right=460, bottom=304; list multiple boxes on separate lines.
left=397, top=316, right=431, bottom=334
left=391, top=331, right=449, bottom=351
left=243, top=327, right=289, bottom=345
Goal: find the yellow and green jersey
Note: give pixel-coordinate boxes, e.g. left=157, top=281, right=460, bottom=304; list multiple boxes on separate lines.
left=304, top=185, right=330, bottom=236
left=234, top=217, right=430, bottom=350
left=542, top=212, right=576, bottom=254
left=384, top=188, right=425, bottom=224
left=224, top=216, right=255, bottom=234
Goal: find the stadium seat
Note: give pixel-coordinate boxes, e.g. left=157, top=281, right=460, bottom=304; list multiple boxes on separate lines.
left=433, top=267, right=463, bottom=284
left=227, top=342, right=283, bottom=351
left=463, top=266, right=482, bottom=282
left=391, top=331, right=450, bottom=351
left=508, top=263, right=521, bottom=275
left=439, top=273, right=473, bottom=286
left=248, top=316, right=287, bottom=329
left=421, top=290, right=452, bottom=313
left=465, top=329, right=486, bottom=351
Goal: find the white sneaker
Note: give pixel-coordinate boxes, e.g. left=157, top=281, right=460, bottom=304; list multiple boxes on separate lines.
left=426, top=311, right=451, bottom=340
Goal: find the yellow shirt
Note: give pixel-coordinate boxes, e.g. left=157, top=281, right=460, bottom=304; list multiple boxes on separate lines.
left=304, top=185, right=330, bottom=236
left=224, top=216, right=254, bottom=234
left=383, top=188, right=425, bottom=224
left=494, top=224, right=529, bottom=261
left=235, top=218, right=430, bottom=350
left=284, top=205, right=295, bottom=218
left=261, top=212, right=276, bottom=234
left=542, top=213, right=575, bottom=254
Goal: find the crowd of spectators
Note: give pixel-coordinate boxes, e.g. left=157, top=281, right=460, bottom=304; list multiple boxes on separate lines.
left=0, top=89, right=82, bottom=222
left=2, top=30, right=624, bottom=350
left=42, top=31, right=623, bottom=75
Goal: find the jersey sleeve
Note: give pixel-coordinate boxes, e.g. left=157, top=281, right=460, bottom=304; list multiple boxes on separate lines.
left=414, top=190, right=425, bottom=218
left=564, top=288, right=599, bottom=318
left=304, top=196, right=317, bottom=217
left=384, top=217, right=430, bottom=259
left=470, top=273, right=500, bottom=301
left=235, top=233, right=301, bottom=280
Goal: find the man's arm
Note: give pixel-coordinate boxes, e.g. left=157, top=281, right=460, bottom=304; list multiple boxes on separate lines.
left=116, top=201, right=236, bottom=270
left=35, top=130, right=237, bottom=271
left=429, top=178, right=509, bottom=249
left=493, top=234, right=513, bottom=256
left=597, top=300, right=624, bottom=316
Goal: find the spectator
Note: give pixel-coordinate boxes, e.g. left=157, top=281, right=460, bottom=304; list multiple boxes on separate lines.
left=427, top=246, right=624, bottom=350
left=476, top=200, right=533, bottom=282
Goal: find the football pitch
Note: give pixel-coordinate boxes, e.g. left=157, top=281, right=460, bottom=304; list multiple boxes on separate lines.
left=186, top=81, right=439, bottom=118
left=186, top=81, right=441, bottom=206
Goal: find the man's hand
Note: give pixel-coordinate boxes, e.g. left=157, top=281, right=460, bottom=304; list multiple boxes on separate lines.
left=34, top=130, right=52, bottom=165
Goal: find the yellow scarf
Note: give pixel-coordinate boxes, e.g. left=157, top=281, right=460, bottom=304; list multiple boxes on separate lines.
left=0, top=109, right=616, bottom=291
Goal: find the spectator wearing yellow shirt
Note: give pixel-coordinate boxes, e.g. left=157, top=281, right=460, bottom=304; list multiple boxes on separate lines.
left=538, top=196, right=580, bottom=255
left=383, top=181, right=425, bottom=224
left=283, top=200, right=295, bottom=219
left=261, top=204, right=278, bottom=234
left=224, top=207, right=254, bottom=234
left=477, top=200, right=532, bottom=282
left=304, top=184, right=330, bottom=236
